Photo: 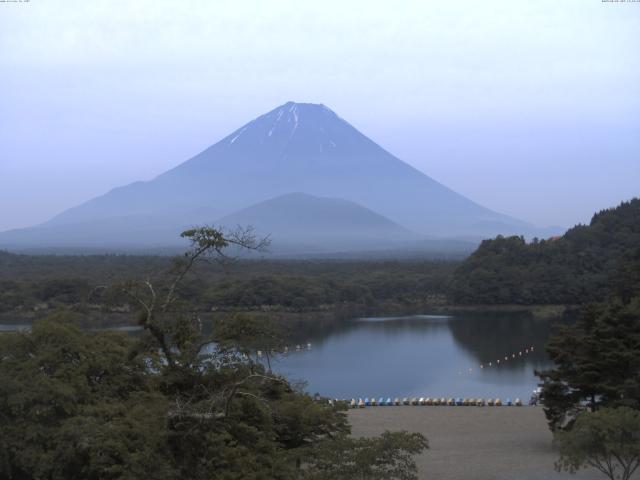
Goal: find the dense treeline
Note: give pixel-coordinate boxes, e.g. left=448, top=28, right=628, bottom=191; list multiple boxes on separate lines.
left=0, top=253, right=453, bottom=321
left=450, top=198, right=640, bottom=305
left=538, top=297, right=640, bottom=431
left=203, top=271, right=448, bottom=310
left=3, top=198, right=639, bottom=318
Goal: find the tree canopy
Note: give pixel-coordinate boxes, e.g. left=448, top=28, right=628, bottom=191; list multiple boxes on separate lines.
left=554, top=407, right=640, bottom=480
left=450, top=198, right=640, bottom=305
left=0, top=227, right=429, bottom=479
left=537, top=298, right=640, bottom=431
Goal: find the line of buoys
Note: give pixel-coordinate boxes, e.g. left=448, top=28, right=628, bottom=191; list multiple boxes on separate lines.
left=348, top=397, right=524, bottom=408
left=478, top=346, right=535, bottom=371
left=458, top=346, right=536, bottom=377
left=260, top=342, right=313, bottom=357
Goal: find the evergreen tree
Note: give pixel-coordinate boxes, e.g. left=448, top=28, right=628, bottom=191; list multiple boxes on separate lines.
left=537, top=298, right=640, bottom=430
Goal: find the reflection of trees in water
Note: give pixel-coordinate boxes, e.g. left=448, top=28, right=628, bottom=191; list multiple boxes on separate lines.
left=447, top=312, right=572, bottom=370
left=355, top=317, right=450, bottom=340
left=283, top=316, right=354, bottom=345
left=282, top=311, right=575, bottom=372
left=285, top=314, right=450, bottom=347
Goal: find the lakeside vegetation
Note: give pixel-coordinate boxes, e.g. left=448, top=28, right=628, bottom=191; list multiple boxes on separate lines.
left=0, top=252, right=453, bottom=326
left=0, top=228, right=430, bottom=480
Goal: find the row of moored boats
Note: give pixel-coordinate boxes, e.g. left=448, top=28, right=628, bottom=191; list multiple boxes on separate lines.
left=349, top=397, right=524, bottom=408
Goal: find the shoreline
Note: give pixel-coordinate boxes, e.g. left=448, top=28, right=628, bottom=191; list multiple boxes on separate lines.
left=0, top=303, right=575, bottom=327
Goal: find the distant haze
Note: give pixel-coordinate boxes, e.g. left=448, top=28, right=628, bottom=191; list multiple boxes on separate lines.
left=1, top=0, right=638, bottom=232
left=0, top=102, right=546, bottom=254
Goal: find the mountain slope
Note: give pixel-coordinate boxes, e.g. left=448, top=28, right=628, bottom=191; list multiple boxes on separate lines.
left=216, top=192, right=418, bottom=253
left=43, top=102, right=529, bottom=234
left=1, top=101, right=537, bottom=251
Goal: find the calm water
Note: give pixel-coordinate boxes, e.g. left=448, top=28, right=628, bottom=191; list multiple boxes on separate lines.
left=0, top=324, right=31, bottom=332
left=274, top=313, right=566, bottom=401
left=1, top=312, right=566, bottom=401
left=0, top=324, right=142, bottom=333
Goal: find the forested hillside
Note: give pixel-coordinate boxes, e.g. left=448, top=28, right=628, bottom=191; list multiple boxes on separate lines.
left=0, top=253, right=452, bottom=324
left=450, top=198, right=640, bottom=305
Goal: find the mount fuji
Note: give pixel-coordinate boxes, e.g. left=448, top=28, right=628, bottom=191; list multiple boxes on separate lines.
left=0, top=101, right=540, bottom=254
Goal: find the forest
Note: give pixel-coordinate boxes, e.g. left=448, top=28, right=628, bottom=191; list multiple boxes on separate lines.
left=2, top=199, right=639, bottom=327
left=0, top=253, right=453, bottom=326
left=450, top=198, right=640, bottom=305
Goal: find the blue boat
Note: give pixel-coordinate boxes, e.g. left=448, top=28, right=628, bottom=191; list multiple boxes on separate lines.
left=386, top=397, right=393, bottom=406
left=378, top=397, right=385, bottom=406
left=456, top=397, right=463, bottom=406
left=364, top=397, right=370, bottom=406
left=506, top=398, right=512, bottom=406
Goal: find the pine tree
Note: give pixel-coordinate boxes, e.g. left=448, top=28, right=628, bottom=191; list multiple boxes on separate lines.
left=537, top=298, right=640, bottom=431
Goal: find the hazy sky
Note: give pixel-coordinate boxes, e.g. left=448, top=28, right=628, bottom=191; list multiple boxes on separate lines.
left=1, top=0, right=638, bottom=232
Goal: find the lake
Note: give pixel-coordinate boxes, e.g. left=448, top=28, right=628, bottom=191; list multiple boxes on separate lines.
left=0, top=324, right=143, bottom=333
left=274, top=312, right=566, bottom=401
left=0, top=324, right=32, bottom=332
left=1, top=311, right=566, bottom=402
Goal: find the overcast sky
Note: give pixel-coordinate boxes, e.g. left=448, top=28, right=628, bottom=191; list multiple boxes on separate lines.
left=1, top=0, right=638, bottom=232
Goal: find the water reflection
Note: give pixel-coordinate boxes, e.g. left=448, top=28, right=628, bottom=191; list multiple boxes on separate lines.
left=0, top=324, right=142, bottom=333
left=0, top=324, right=31, bottom=332
left=275, top=312, right=569, bottom=400
left=1, top=312, right=569, bottom=401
